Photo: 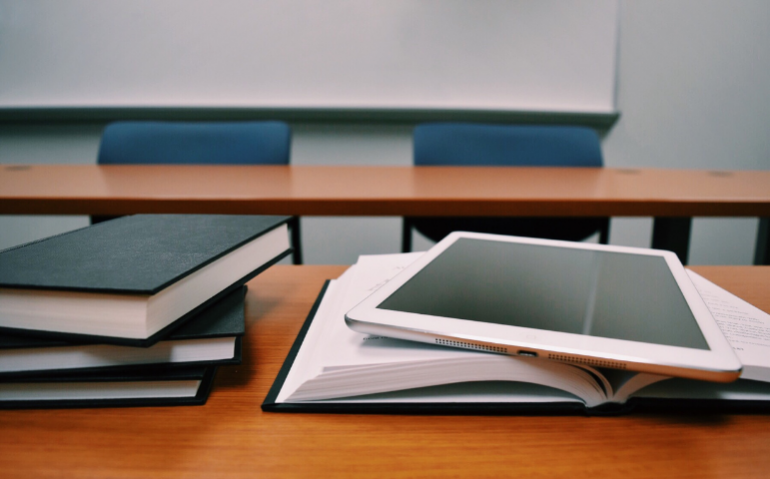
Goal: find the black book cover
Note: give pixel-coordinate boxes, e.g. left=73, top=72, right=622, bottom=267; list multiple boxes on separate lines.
left=0, top=286, right=247, bottom=377
left=262, top=283, right=770, bottom=416
left=0, top=214, right=290, bottom=294
left=0, top=365, right=218, bottom=409
left=0, top=214, right=290, bottom=346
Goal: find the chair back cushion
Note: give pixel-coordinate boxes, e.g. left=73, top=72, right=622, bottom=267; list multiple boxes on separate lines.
left=98, top=121, right=291, bottom=165
left=413, top=123, right=602, bottom=167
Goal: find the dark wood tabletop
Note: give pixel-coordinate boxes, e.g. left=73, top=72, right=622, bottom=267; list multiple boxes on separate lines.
left=1, top=265, right=769, bottom=478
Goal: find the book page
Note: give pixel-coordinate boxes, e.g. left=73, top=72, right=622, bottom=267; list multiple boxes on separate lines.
left=279, top=253, right=608, bottom=406
left=277, top=255, right=427, bottom=402
left=319, top=253, right=484, bottom=367
left=687, top=270, right=770, bottom=382
left=290, top=353, right=607, bottom=407
left=274, top=279, right=344, bottom=403
left=307, top=381, right=585, bottom=405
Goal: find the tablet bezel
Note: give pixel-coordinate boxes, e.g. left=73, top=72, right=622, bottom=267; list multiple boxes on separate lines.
left=345, top=232, right=742, bottom=383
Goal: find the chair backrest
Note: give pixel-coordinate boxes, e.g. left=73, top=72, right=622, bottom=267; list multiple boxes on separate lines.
left=413, top=123, right=602, bottom=167
left=98, top=121, right=291, bottom=165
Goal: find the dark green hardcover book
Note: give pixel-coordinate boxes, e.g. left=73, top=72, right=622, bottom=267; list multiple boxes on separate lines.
left=0, top=214, right=290, bottom=346
left=0, top=365, right=218, bottom=409
left=0, top=286, right=247, bottom=377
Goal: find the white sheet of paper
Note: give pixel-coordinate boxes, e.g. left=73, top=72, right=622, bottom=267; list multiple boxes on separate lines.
left=687, top=270, right=770, bottom=382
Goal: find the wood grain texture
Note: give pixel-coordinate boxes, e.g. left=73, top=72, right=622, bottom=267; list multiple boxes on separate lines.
left=2, top=164, right=769, bottom=217
left=1, top=265, right=770, bottom=478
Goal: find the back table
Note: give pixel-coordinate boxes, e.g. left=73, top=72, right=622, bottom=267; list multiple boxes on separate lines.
left=1, top=164, right=769, bottom=263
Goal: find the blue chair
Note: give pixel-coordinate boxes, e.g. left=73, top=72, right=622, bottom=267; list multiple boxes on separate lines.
left=95, top=120, right=302, bottom=264
left=402, top=123, right=609, bottom=252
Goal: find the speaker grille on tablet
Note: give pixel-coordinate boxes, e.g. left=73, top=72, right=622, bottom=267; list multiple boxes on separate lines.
left=435, top=338, right=508, bottom=354
left=548, top=353, right=627, bottom=370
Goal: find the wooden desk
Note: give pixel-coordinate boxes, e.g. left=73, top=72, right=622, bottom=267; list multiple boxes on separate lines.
left=1, top=265, right=769, bottom=478
left=2, top=164, right=769, bottom=264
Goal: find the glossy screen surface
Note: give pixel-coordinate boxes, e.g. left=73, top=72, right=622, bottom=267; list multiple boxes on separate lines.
left=377, top=239, right=709, bottom=350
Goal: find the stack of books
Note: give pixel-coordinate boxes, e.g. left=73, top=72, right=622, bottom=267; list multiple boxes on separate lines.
left=0, top=214, right=292, bottom=409
left=264, top=253, right=770, bottom=415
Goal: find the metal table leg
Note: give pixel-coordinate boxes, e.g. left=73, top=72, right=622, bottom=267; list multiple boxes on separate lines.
left=652, top=217, right=692, bottom=265
left=755, top=217, right=769, bottom=265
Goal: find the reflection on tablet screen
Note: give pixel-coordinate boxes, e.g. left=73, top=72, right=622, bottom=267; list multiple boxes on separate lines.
left=377, top=238, right=709, bottom=350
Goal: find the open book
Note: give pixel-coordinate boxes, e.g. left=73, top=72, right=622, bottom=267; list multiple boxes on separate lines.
left=263, top=254, right=770, bottom=414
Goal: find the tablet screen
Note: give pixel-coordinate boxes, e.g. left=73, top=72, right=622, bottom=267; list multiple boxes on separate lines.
left=377, top=238, right=709, bottom=350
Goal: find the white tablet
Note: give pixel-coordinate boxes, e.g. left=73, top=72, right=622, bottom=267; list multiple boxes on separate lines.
left=345, top=232, right=742, bottom=383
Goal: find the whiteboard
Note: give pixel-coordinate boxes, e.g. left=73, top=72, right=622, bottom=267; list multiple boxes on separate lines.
left=0, top=0, right=619, bottom=114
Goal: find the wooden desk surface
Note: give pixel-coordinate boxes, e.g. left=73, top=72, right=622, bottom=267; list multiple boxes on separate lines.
left=2, top=164, right=770, bottom=217
left=1, top=265, right=769, bottom=478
